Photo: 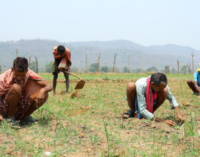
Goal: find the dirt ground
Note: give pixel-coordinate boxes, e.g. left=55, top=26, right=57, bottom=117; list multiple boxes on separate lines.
left=1, top=78, right=200, bottom=156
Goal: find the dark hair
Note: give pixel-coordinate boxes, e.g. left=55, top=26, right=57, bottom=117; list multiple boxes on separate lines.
left=13, top=57, right=28, bottom=72
left=150, top=72, right=167, bottom=86
left=57, top=45, right=65, bottom=55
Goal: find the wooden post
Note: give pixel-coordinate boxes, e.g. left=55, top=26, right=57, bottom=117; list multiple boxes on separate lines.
left=187, top=63, right=191, bottom=74
left=16, top=49, right=18, bottom=58
left=85, top=52, right=88, bottom=73
left=97, top=53, right=101, bottom=72
left=28, top=55, right=31, bottom=67
left=168, top=64, right=171, bottom=73
left=141, top=55, right=145, bottom=73
left=127, top=54, right=130, bottom=73
left=113, top=53, right=116, bottom=73
left=156, top=55, right=158, bottom=72
left=35, top=56, right=38, bottom=73
left=191, top=52, right=194, bottom=73
left=177, top=60, right=180, bottom=74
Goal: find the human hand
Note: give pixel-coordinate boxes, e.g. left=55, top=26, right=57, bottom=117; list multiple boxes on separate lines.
left=35, top=89, right=46, bottom=107
left=58, top=67, right=65, bottom=71
left=177, top=113, right=184, bottom=125
left=154, top=117, right=164, bottom=122
left=165, top=120, right=176, bottom=126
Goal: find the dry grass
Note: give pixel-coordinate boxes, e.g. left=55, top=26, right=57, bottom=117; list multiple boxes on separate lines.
left=0, top=73, right=200, bottom=156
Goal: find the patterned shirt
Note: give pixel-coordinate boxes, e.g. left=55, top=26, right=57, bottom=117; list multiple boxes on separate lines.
left=135, top=77, right=179, bottom=119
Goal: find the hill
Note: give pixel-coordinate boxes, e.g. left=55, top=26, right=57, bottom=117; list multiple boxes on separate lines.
left=0, top=39, right=199, bottom=72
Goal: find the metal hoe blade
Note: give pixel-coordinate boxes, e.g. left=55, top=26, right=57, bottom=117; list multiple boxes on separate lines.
left=75, top=79, right=85, bottom=89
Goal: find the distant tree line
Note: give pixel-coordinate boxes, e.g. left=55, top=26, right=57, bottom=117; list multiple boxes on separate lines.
left=0, top=61, right=193, bottom=74
left=35, top=61, right=193, bottom=74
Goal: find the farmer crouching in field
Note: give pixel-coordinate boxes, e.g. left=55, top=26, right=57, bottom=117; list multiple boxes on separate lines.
left=187, top=63, right=200, bottom=95
left=52, top=45, right=72, bottom=95
left=125, top=72, right=184, bottom=126
left=0, top=57, right=52, bottom=126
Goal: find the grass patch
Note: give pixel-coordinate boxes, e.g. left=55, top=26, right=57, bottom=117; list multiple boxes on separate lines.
left=0, top=73, right=199, bottom=156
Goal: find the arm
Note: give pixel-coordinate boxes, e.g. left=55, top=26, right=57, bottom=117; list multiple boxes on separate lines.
left=53, top=47, right=65, bottom=59
left=193, top=72, right=200, bottom=92
left=174, top=106, right=184, bottom=124
left=33, top=80, right=53, bottom=106
left=136, top=82, right=154, bottom=119
left=152, top=116, right=176, bottom=126
left=65, top=48, right=72, bottom=68
left=53, top=52, right=63, bottom=59
left=166, top=86, right=184, bottom=124
left=68, top=66, right=70, bottom=72
left=35, top=80, right=53, bottom=93
left=194, top=81, right=200, bottom=93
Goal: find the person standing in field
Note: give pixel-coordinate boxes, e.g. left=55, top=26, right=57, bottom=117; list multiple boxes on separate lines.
left=52, top=45, right=72, bottom=95
left=125, top=72, right=184, bottom=126
left=0, top=57, right=52, bottom=125
left=187, top=63, right=200, bottom=95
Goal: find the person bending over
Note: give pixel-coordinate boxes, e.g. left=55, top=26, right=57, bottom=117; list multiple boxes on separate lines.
left=52, top=45, right=72, bottom=94
left=126, top=72, right=184, bottom=126
left=187, top=63, right=200, bottom=95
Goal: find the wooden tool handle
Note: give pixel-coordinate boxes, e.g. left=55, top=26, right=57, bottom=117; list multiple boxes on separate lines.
left=64, top=71, right=82, bottom=80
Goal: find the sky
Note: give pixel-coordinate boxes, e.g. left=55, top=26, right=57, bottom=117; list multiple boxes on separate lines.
left=1, top=0, right=200, bottom=49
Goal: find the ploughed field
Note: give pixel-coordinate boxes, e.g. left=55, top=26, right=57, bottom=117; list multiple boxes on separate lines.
left=0, top=73, right=200, bottom=157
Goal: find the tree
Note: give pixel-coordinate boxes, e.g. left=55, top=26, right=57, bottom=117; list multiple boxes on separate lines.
left=113, top=53, right=116, bottom=72
left=35, top=56, right=38, bottom=73
left=0, top=65, right=2, bottom=73
left=101, top=66, right=109, bottom=72
left=146, top=66, right=157, bottom=72
left=108, top=67, right=120, bottom=73
left=171, top=67, right=177, bottom=74
left=44, top=61, right=54, bottom=73
left=85, top=52, right=88, bottom=73
left=123, top=66, right=128, bottom=73
left=164, top=66, right=168, bottom=73
left=98, top=53, right=101, bottom=72
left=89, top=63, right=98, bottom=72
left=132, top=68, right=144, bottom=73
left=181, top=65, right=187, bottom=74
left=29, top=61, right=37, bottom=72
left=70, top=66, right=79, bottom=73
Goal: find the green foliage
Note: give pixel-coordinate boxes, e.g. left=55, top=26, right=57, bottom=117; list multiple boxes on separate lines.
left=171, top=67, right=177, bottom=74
left=89, top=63, right=98, bottom=72
left=0, top=65, right=2, bottom=73
left=0, top=73, right=199, bottom=156
left=146, top=66, right=157, bottom=72
left=101, top=66, right=109, bottom=72
left=44, top=61, right=54, bottom=73
left=29, top=61, right=37, bottom=72
left=181, top=65, right=187, bottom=74
left=108, top=67, right=120, bottom=73
left=70, top=66, right=79, bottom=73
left=164, top=65, right=168, bottom=73
left=123, top=66, right=128, bottom=73
left=132, top=68, right=144, bottom=73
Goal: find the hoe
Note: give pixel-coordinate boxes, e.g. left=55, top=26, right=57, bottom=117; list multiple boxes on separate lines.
left=64, top=71, right=85, bottom=97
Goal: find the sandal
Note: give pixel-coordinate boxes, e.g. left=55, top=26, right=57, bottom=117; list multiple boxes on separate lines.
left=123, top=110, right=135, bottom=119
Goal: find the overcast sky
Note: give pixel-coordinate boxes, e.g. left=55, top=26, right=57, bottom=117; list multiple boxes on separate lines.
left=1, top=0, right=200, bottom=49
